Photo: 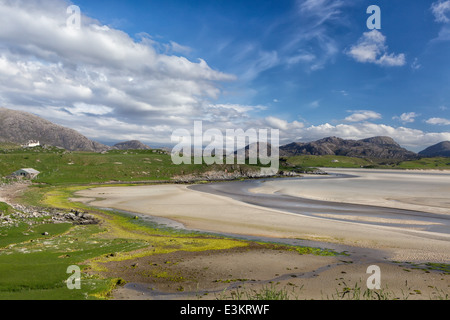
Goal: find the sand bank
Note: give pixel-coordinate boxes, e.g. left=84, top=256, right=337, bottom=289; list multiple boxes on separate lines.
left=250, top=168, right=450, bottom=216
left=74, top=171, right=450, bottom=263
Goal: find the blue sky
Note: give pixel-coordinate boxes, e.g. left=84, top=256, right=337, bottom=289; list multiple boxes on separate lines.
left=0, top=0, right=449, bottom=151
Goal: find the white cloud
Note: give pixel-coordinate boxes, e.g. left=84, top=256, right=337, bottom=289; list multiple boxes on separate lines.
left=297, top=122, right=450, bottom=151
left=0, top=0, right=448, bottom=153
left=286, top=52, right=316, bottom=65
left=430, top=1, right=450, bottom=42
left=169, top=41, right=193, bottom=55
left=393, top=112, right=419, bottom=123
left=432, top=0, right=450, bottom=23
left=0, top=0, right=240, bottom=144
left=278, top=0, right=347, bottom=71
left=345, top=110, right=382, bottom=122
left=240, top=50, right=279, bottom=81
left=411, top=58, right=422, bottom=70
left=346, top=30, right=406, bottom=67
left=309, top=100, right=320, bottom=108
left=242, top=117, right=450, bottom=151
left=264, top=116, right=304, bottom=131
left=68, top=103, right=113, bottom=116
left=426, top=117, right=450, bottom=125
left=298, top=0, right=345, bottom=27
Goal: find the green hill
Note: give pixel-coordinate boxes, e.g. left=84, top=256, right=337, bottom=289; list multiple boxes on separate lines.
left=0, top=147, right=262, bottom=185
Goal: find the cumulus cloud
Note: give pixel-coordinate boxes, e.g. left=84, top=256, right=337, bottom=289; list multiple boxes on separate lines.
left=295, top=122, right=450, bottom=151
left=264, top=116, right=304, bottom=131
left=0, top=0, right=237, bottom=144
left=0, top=0, right=448, bottom=153
left=432, top=0, right=450, bottom=23
left=430, top=1, right=450, bottom=41
left=225, top=116, right=450, bottom=151
left=426, top=117, right=450, bottom=125
left=345, top=110, right=382, bottom=122
left=393, top=112, right=420, bottom=123
left=346, top=30, right=406, bottom=67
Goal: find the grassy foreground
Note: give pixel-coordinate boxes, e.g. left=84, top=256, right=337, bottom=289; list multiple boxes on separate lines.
left=0, top=183, right=339, bottom=300
left=0, top=147, right=214, bottom=185
left=0, top=185, right=246, bottom=299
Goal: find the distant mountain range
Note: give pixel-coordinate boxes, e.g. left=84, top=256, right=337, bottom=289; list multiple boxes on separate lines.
left=279, top=136, right=419, bottom=160
left=419, top=141, right=450, bottom=157
left=113, top=140, right=151, bottom=150
left=0, top=107, right=449, bottom=158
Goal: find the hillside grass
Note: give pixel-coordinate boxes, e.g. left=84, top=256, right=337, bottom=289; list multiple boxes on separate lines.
left=282, top=155, right=450, bottom=170
left=283, top=155, right=375, bottom=169
left=0, top=147, right=261, bottom=185
left=393, top=157, right=450, bottom=170
left=0, top=142, right=21, bottom=150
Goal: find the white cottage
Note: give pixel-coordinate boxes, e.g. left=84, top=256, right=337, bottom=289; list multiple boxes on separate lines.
left=22, top=140, right=40, bottom=148
left=12, top=168, right=40, bottom=179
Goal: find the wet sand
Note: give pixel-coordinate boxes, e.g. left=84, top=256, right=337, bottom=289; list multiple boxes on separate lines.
left=73, top=168, right=450, bottom=299
left=249, top=168, right=450, bottom=216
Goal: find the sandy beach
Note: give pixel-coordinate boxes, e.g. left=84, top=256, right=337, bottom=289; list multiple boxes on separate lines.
left=250, top=168, right=450, bottom=216
left=73, top=168, right=450, bottom=299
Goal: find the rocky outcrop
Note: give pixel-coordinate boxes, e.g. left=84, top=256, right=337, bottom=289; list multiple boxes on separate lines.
left=0, top=203, right=98, bottom=227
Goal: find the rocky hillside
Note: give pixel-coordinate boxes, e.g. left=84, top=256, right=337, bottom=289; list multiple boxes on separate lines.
left=419, top=141, right=450, bottom=157
left=0, top=107, right=110, bottom=152
left=234, top=142, right=291, bottom=158
left=113, top=140, right=151, bottom=150
left=280, top=136, right=418, bottom=160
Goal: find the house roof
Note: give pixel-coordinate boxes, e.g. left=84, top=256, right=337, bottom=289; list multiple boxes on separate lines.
left=15, top=168, right=40, bottom=174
